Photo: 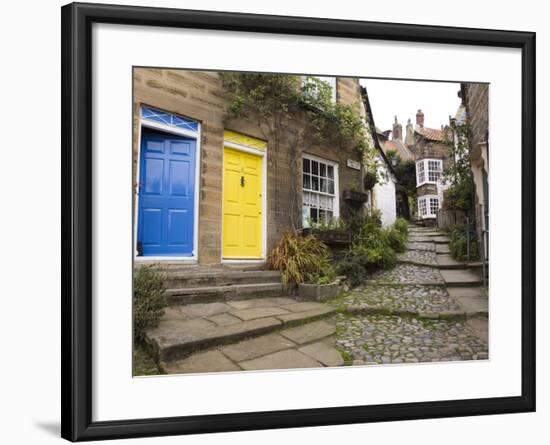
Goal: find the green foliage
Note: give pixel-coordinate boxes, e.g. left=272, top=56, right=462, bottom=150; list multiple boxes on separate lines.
left=383, top=226, right=407, bottom=253
left=386, top=150, right=417, bottom=200
left=219, top=72, right=379, bottom=175
left=393, top=217, right=409, bottom=235
left=306, top=216, right=347, bottom=233
left=442, top=176, right=476, bottom=211
left=449, top=224, right=479, bottom=261
left=442, top=121, right=476, bottom=213
left=133, top=266, right=167, bottom=342
left=335, top=255, right=368, bottom=287
left=305, top=261, right=337, bottom=285
left=335, top=214, right=409, bottom=286
left=266, top=232, right=331, bottom=289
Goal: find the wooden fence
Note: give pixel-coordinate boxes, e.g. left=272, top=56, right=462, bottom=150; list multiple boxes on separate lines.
left=436, top=209, right=467, bottom=230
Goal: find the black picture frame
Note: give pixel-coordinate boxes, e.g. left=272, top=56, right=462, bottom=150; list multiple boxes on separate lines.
left=61, top=2, right=536, bottom=441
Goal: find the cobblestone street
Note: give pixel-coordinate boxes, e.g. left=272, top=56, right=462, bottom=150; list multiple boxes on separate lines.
left=331, top=225, right=489, bottom=366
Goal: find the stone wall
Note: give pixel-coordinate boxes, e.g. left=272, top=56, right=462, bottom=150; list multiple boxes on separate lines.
left=133, top=69, right=365, bottom=264
left=462, top=83, right=489, bottom=150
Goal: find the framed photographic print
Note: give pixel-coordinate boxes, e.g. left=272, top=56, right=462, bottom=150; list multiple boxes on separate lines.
left=61, top=2, right=536, bottom=441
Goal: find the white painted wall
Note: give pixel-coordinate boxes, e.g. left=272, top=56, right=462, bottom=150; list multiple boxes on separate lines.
left=373, top=163, right=397, bottom=227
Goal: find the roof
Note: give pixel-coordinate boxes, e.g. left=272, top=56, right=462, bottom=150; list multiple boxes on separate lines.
left=381, top=139, right=415, bottom=162
left=415, top=126, right=450, bottom=142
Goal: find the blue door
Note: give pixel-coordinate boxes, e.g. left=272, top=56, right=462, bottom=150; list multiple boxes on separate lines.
left=137, top=128, right=196, bottom=256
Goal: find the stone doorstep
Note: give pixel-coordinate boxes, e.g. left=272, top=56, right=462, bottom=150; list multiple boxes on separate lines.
left=164, top=270, right=282, bottom=288
left=147, top=303, right=336, bottom=362
left=166, top=282, right=285, bottom=305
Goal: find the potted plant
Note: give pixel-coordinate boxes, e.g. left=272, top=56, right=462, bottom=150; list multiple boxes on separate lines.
left=298, top=263, right=341, bottom=302
left=343, top=189, right=369, bottom=203
left=301, top=218, right=351, bottom=246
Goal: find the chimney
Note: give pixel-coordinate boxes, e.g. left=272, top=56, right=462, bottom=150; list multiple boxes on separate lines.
left=405, top=118, right=414, bottom=146
left=392, top=115, right=402, bottom=141
left=416, top=109, right=425, bottom=127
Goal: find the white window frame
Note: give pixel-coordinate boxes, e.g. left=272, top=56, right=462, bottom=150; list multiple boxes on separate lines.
left=416, top=158, right=443, bottom=186
left=302, top=153, right=340, bottom=228
left=417, top=195, right=440, bottom=219
left=301, top=76, right=337, bottom=103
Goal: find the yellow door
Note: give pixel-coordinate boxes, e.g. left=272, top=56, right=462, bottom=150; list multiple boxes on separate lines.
left=222, top=147, right=263, bottom=258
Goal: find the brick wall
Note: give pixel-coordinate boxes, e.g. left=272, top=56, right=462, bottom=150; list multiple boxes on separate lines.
left=133, top=69, right=364, bottom=264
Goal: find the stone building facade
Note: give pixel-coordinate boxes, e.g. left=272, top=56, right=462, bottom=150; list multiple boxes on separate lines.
left=410, top=110, right=453, bottom=224
left=132, top=69, right=372, bottom=265
left=460, top=83, right=489, bottom=257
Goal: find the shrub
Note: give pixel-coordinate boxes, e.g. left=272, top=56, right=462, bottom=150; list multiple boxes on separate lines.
left=383, top=226, right=407, bottom=253
left=393, top=217, right=409, bottom=236
left=335, top=255, right=368, bottom=287
left=266, top=232, right=330, bottom=289
left=449, top=224, right=479, bottom=261
left=133, top=266, right=167, bottom=342
left=442, top=178, right=476, bottom=211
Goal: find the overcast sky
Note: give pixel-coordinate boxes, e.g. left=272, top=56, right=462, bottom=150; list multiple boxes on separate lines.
left=360, top=78, right=461, bottom=133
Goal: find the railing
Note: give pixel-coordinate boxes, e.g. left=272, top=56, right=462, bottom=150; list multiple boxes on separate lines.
left=476, top=203, right=489, bottom=287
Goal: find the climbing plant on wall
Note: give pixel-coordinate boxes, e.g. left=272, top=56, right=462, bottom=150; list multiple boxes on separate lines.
left=219, top=73, right=377, bottom=230
left=442, top=121, right=476, bottom=212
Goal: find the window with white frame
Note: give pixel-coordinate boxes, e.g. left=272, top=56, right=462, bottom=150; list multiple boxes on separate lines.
left=417, top=195, right=440, bottom=219
left=302, top=156, right=339, bottom=226
left=416, top=160, right=425, bottom=185
left=301, top=76, right=337, bottom=103
left=416, top=159, right=442, bottom=186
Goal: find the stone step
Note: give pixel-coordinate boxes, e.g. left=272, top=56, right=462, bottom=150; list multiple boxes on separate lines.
left=138, top=262, right=266, bottom=273
left=166, top=282, right=285, bottom=305
left=436, top=254, right=483, bottom=271
left=164, top=270, right=281, bottom=289
left=432, top=236, right=450, bottom=244
left=164, top=325, right=343, bottom=374
left=436, top=244, right=451, bottom=254
left=147, top=299, right=336, bottom=362
left=440, top=269, right=482, bottom=287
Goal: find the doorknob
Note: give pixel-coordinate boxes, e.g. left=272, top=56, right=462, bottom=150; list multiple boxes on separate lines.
left=240, top=176, right=245, bottom=187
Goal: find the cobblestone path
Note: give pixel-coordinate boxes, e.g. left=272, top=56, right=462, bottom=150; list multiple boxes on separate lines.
left=331, top=225, right=489, bottom=366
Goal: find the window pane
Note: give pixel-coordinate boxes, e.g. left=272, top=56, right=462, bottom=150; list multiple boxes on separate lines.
left=303, top=158, right=310, bottom=173
left=310, top=207, right=318, bottom=222
left=327, top=165, right=334, bottom=179
left=311, top=176, right=319, bottom=191
left=328, top=179, right=334, bottom=194
left=320, top=163, right=326, bottom=178
left=327, top=211, right=333, bottom=220
left=303, top=174, right=310, bottom=190
left=311, top=161, right=318, bottom=175
left=319, top=209, right=326, bottom=222
left=320, top=178, right=327, bottom=193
